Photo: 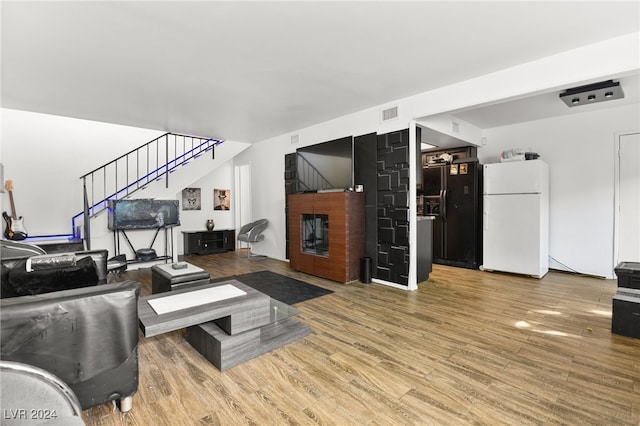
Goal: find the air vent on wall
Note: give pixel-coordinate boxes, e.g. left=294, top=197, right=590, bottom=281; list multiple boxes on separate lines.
left=559, top=80, right=624, bottom=107
left=381, top=106, right=399, bottom=122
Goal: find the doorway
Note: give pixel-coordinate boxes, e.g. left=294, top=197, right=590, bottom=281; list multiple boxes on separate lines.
left=234, top=163, right=252, bottom=249
left=615, top=131, right=640, bottom=267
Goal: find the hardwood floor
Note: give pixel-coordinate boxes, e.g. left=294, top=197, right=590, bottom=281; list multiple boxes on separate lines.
left=83, top=252, right=640, bottom=425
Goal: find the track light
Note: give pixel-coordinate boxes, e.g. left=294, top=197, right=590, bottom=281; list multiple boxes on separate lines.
left=559, top=80, right=624, bottom=107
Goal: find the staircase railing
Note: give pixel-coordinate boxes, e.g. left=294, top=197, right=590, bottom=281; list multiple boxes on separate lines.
left=73, top=132, right=223, bottom=247
left=297, top=153, right=334, bottom=191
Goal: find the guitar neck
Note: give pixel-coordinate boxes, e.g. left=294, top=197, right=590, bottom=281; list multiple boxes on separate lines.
left=8, top=190, right=18, bottom=219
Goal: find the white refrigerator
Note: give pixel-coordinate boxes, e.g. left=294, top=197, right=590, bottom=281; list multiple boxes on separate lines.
left=482, top=160, right=549, bottom=278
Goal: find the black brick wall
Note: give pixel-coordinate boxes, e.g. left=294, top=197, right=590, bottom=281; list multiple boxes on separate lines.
left=376, top=129, right=410, bottom=286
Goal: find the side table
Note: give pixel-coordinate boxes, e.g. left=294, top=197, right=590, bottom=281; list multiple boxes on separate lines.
left=151, top=262, right=211, bottom=294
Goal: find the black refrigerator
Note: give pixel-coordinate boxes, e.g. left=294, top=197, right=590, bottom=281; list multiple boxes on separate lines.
left=422, top=158, right=482, bottom=269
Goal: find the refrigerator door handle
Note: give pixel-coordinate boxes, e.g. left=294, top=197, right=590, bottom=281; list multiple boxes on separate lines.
left=483, top=198, right=489, bottom=230
left=441, top=189, right=447, bottom=221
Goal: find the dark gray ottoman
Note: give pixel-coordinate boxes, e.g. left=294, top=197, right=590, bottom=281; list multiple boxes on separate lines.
left=612, top=288, right=640, bottom=339
left=151, top=262, right=210, bottom=294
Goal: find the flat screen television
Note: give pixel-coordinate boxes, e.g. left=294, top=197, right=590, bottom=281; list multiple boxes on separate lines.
left=296, top=136, right=353, bottom=191
left=108, top=199, right=180, bottom=230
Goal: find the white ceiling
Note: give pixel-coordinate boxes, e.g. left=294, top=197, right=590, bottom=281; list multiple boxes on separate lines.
left=450, top=74, right=640, bottom=129
left=2, top=1, right=639, bottom=143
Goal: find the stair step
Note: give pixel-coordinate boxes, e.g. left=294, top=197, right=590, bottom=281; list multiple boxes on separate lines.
left=25, top=235, right=84, bottom=253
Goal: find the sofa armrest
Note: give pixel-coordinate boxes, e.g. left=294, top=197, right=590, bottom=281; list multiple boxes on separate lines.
left=0, top=280, right=141, bottom=410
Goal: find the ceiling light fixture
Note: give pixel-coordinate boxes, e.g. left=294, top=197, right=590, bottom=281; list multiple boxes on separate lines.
left=559, top=80, right=624, bottom=107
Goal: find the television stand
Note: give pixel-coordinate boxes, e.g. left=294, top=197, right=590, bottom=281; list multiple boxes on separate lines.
left=113, top=226, right=174, bottom=264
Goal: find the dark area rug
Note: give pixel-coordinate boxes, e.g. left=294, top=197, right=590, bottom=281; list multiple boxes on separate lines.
left=212, top=270, right=333, bottom=305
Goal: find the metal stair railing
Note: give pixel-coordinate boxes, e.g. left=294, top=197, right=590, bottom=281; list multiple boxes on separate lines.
left=297, top=153, right=334, bottom=191
left=73, top=132, right=223, bottom=248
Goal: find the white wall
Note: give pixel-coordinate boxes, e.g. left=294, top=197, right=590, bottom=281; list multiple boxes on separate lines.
left=240, top=101, right=638, bottom=278
left=407, top=33, right=639, bottom=121
left=417, top=114, right=483, bottom=148
left=2, top=33, right=637, bottom=273
left=84, top=144, right=246, bottom=262
left=233, top=105, right=396, bottom=260
left=477, top=103, right=639, bottom=279
left=176, top=161, right=236, bottom=253
left=235, top=34, right=639, bottom=269
left=0, top=108, right=249, bottom=261
left=0, top=109, right=164, bottom=236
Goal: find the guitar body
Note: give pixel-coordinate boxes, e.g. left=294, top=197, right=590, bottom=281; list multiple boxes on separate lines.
left=2, top=212, right=28, bottom=241
left=3, top=180, right=28, bottom=240
left=3, top=211, right=27, bottom=240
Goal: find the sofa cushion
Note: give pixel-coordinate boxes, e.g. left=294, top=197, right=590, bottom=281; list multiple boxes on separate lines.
left=7, top=256, right=99, bottom=296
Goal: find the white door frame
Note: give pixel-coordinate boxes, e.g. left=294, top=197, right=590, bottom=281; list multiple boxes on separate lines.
left=234, top=162, right=252, bottom=249
left=613, top=130, right=640, bottom=275
left=408, top=120, right=418, bottom=291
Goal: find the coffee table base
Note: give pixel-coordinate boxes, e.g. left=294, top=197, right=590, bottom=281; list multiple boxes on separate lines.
left=139, top=279, right=311, bottom=371
left=186, top=316, right=310, bottom=371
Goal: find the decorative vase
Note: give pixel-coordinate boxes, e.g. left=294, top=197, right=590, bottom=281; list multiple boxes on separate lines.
left=206, top=219, right=215, bottom=231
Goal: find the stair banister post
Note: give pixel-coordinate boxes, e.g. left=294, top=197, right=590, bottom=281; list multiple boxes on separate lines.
left=125, top=152, right=129, bottom=197
left=114, top=160, right=118, bottom=200
left=83, top=176, right=91, bottom=250
left=165, top=133, right=169, bottom=189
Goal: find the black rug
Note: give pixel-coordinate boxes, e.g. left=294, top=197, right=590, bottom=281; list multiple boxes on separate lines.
left=212, top=270, right=333, bottom=305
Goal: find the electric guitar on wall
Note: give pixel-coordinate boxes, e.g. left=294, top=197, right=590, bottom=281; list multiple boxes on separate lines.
left=3, top=180, right=28, bottom=240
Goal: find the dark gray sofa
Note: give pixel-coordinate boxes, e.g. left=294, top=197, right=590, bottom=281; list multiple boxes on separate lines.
left=0, top=243, right=141, bottom=412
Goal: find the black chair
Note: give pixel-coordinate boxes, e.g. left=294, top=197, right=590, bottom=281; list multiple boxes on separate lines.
left=237, top=219, right=268, bottom=260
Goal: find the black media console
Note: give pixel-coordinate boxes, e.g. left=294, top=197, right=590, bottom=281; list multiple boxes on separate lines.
left=183, top=230, right=235, bottom=255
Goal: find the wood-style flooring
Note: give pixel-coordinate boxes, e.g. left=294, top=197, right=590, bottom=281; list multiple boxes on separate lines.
left=83, top=251, right=640, bottom=425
